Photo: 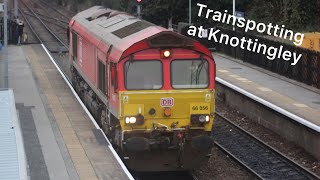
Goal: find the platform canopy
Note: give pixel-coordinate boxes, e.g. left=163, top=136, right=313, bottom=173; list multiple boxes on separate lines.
left=0, top=89, right=27, bottom=180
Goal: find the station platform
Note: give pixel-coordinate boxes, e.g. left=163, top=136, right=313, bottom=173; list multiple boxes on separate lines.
left=8, top=44, right=131, bottom=180
left=214, top=53, right=320, bottom=127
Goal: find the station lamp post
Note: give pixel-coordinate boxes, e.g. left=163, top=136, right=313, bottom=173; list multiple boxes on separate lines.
left=136, top=0, right=142, bottom=18
left=189, top=0, right=191, bottom=25
left=14, top=0, right=18, bottom=17
left=1, top=0, right=8, bottom=88
left=233, top=0, right=235, bottom=31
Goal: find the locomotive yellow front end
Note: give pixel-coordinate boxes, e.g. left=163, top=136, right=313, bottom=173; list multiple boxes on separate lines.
left=119, top=90, right=214, bottom=171
left=117, top=47, right=216, bottom=171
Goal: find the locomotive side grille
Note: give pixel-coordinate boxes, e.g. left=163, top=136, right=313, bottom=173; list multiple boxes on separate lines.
left=112, top=21, right=154, bottom=38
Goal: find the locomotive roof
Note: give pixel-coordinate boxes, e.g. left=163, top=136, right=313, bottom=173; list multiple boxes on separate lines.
left=71, top=6, right=210, bottom=62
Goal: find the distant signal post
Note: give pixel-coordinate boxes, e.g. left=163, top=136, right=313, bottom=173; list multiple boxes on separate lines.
left=136, top=0, right=142, bottom=18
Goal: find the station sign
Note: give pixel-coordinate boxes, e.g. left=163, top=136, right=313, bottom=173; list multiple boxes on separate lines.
left=235, top=11, right=245, bottom=18
left=201, top=29, right=208, bottom=38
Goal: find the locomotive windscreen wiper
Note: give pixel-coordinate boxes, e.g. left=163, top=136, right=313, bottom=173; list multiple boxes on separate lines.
left=190, top=59, right=206, bottom=85
left=195, top=60, right=205, bottom=84
left=124, top=60, right=132, bottom=84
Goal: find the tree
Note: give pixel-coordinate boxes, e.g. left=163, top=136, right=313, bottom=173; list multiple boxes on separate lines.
left=143, top=0, right=187, bottom=27
left=119, top=0, right=130, bottom=11
left=55, top=0, right=319, bottom=32
left=246, top=0, right=319, bottom=32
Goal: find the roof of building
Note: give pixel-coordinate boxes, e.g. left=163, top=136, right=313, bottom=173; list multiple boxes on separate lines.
left=0, top=89, right=27, bottom=180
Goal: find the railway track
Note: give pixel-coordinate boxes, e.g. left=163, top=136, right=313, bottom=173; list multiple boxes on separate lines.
left=23, top=12, right=68, bottom=29
left=38, top=0, right=72, bottom=21
left=19, top=0, right=68, bottom=53
left=19, top=0, right=72, bottom=80
left=214, top=112, right=320, bottom=180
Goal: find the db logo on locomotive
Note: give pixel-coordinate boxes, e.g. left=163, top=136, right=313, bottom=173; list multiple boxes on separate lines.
left=160, top=97, right=174, bottom=107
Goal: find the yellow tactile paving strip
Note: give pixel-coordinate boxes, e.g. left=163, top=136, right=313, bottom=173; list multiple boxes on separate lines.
left=217, top=69, right=320, bottom=125
left=22, top=45, right=128, bottom=180
left=24, top=46, right=99, bottom=180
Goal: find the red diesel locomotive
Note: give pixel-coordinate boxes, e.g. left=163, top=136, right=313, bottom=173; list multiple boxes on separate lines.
left=69, top=6, right=216, bottom=171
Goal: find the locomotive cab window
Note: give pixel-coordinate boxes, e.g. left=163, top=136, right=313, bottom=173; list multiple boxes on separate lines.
left=171, top=59, right=209, bottom=89
left=124, top=60, right=162, bottom=90
left=72, top=31, right=78, bottom=61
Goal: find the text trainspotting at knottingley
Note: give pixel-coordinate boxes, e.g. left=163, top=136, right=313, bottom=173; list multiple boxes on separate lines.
left=188, top=3, right=305, bottom=66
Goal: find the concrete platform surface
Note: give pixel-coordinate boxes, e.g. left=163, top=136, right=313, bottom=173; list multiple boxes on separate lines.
left=214, top=53, right=320, bottom=127
left=8, top=44, right=129, bottom=180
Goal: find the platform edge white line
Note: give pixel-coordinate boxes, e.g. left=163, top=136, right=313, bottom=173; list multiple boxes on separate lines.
left=216, top=77, right=320, bottom=133
left=41, top=44, right=135, bottom=180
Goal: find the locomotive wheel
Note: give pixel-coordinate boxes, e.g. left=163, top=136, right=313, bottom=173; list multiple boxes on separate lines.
left=70, top=66, right=77, bottom=88
left=101, top=110, right=110, bottom=135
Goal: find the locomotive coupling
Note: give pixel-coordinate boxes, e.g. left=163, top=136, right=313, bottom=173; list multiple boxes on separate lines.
left=125, top=137, right=150, bottom=152
left=124, top=132, right=213, bottom=152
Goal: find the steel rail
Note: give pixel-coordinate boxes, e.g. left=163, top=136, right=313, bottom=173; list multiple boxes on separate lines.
left=20, top=0, right=68, bottom=50
left=190, top=171, right=200, bottom=180
left=38, top=0, right=70, bottom=20
left=214, top=141, right=263, bottom=179
left=18, top=8, right=42, bottom=44
left=24, top=12, right=67, bottom=29
left=34, top=12, right=69, bottom=25
left=214, top=112, right=320, bottom=180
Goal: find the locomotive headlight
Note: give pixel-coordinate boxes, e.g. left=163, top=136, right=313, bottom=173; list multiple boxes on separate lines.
left=206, top=115, right=210, bottom=122
left=199, top=115, right=206, bottom=123
left=190, top=114, right=210, bottom=124
left=125, top=117, right=130, bottom=124
left=125, top=117, right=137, bottom=124
left=129, top=117, right=136, bottom=124
left=161, top=49, right=171, bottom=58
left=163, top=50, right=170, bottom=58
